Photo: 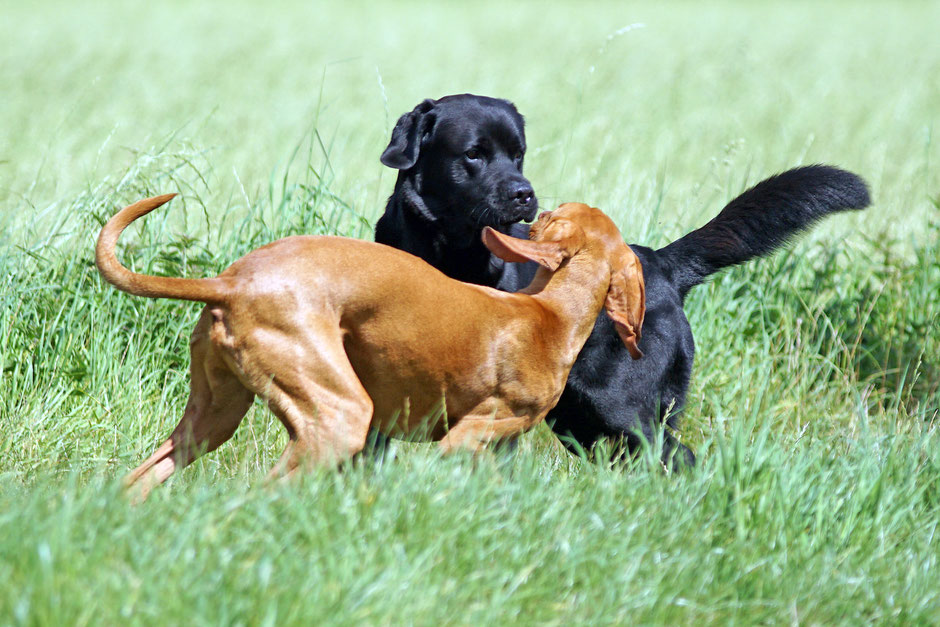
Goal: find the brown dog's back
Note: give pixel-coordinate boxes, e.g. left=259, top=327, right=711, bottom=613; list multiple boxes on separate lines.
left=211, top=235, right=560, bottom=436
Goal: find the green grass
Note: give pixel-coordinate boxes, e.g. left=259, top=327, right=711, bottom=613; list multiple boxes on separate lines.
left=1, top=1, right=939, bottom=624
left=2, top=430, right=938, bottom=624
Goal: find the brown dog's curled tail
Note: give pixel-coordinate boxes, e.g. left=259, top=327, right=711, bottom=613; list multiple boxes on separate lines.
left=95, top=194, right=230, bottom=304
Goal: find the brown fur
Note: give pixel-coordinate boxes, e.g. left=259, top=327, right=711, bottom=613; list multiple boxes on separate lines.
left=96, top=196, right=645, bottom=499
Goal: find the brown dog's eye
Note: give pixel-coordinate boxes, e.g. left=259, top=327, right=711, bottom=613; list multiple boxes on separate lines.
left=465, top=148, right=482, bottom=160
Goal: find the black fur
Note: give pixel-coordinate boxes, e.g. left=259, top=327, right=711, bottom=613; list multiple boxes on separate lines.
left=547, top=165, right=870, bottom=467
left=376, top=95, right=871, bottom=467
left=659, top=166, right=872, bottom=298
left=376, top=94, right=538, bottom=288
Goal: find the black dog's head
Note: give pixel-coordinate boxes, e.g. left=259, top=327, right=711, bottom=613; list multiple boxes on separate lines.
left=381, top=94, right=538, bottom=243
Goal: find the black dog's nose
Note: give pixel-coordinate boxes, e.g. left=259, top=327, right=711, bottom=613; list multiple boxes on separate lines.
left=512, top=183, right=535, bottom=206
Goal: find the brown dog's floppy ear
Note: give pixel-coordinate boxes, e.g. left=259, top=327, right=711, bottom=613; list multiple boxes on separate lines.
left=604, top=245, right=646, bottom=359
left=380, top=99, right=436, bottom=170
left=482, top=227, right=572, bottom=271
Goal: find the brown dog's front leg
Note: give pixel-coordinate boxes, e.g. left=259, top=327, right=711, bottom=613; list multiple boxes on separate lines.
left=437, top=414, right=531, bottom=453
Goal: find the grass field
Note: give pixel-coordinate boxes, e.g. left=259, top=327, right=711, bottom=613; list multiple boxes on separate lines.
left=2, top=1, right=939, bottom=624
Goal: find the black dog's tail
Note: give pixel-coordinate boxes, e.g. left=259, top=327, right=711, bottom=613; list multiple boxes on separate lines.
left=657, top=165, right=870, bottom=297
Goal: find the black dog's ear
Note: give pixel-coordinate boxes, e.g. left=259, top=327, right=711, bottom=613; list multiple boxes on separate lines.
left=380, top=99, right=437, bottom=170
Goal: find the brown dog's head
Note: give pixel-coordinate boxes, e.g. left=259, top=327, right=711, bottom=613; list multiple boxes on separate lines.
left=481, top=203, right=646, bottom=359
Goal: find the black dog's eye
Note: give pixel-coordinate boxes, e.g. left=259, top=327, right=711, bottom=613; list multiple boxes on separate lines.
left=465, top=148, right=482, bottom=160
left=513, top=151, right=523, bottom=162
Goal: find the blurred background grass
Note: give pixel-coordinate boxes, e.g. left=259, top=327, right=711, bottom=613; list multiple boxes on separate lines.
left=1, top=1, right=938, bottom=623
left=3, top=1, right=937, bottom=240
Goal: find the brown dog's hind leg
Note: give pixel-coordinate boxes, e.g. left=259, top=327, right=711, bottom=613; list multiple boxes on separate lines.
left=125, top=313, right=254, bottom=500
left=252, top=333, right=374, bottom=478
left=264, top=379, right=374, bottom=477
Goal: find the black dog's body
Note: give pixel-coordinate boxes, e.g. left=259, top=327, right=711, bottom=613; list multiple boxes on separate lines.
left=549, top=244, right=694, bottom=463
left=546, top=167, right=870, bottom=465
left=376, top=94, right=871, bottom=466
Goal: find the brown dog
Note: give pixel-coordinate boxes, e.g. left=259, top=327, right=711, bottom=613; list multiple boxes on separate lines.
left=96, top=195, right=645, bottom=498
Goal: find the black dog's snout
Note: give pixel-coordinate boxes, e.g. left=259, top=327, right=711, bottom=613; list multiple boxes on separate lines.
left=503, top=181, right=538, bottom=222
left=509, top=182, right=537, bottom=221
left=511, top=182, right=535, bottom=207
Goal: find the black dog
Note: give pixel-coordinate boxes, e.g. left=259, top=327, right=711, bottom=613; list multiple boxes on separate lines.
left=376, top=94, right=539, bottom=290
left=376, top=94, right=871, bottom=467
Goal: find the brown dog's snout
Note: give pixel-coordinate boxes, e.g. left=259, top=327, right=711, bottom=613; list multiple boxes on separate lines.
left=526, top=210, right=553, bottom=239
